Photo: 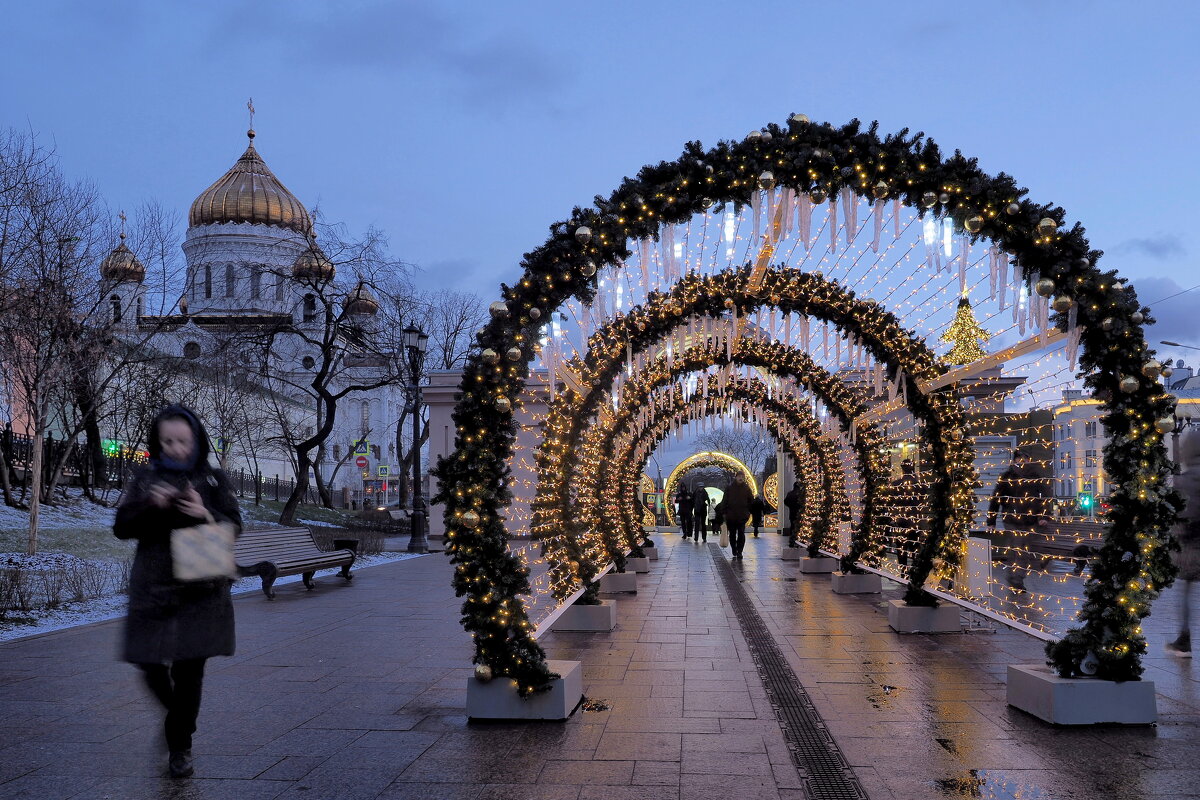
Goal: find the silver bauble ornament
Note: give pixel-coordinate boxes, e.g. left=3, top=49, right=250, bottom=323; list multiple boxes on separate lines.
left=1112, top=282, right=1126, bottom=292
left=938, top=192, right=950, bottom=204
left=574, top=226, right=592, bottom=244
left=1119, top=375, right=1139, bottom=393
left=1052, top=296, right=1073, bottom=313
left=506, top=347, right=523, bottom=362
left=1157, top=416, right=1177, bottom=434
left=809, top=187, right=828, bottom=204
left=746, top=130, right=762, bottom=142
left=494, top=395, right=512, bottom=413
left=460, top=510, right=480, bottom=529
left=1034, top=278, right=1056, bottom=297
left=760, top=130, right=773, bottom=143
left=529, top=307, right=541, bottom=321
left=872, top=181, right=888, bottom=200
left=1005, top=202, right=1021, bottom=215
left=474, top=664, right=494, bottom=682
left=1131, top=311, right=1145, bottom=324
left=1162, top=365, right=1174, bottom=378
left=581, top=260, right=597, bottom=277
left=481, top=348, right=499, bottom=365
left=757, top=171, right=776, bottom=190
left=964, top=215, right=984, bottom=233
left=1037, top=217, right=1057, bottom=237
left=1101, top=317, right=1115, bottom=331
left=1079, top=651, right=1099, bottom=676
left=789, top=112, right=810, bottom=124
left=489, top=301, right=509, bottom=318
left=921, top=191, right=938, bottom=209
left=1141, top=360, right=1162, bottom=378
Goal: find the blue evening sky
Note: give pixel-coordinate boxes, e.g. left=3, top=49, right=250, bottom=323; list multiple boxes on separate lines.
left=3, top=1, right=1198, bottom=351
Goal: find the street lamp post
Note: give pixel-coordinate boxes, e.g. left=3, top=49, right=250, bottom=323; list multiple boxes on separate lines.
left=403, top=325, right=430, bottom=553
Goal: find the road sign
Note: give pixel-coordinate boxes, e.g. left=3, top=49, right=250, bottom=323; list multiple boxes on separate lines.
left=377, top=465, right=390, bottom=477
left=353, top=439, right=370, bottom=456
left=355, top=456, right=369, bottom=469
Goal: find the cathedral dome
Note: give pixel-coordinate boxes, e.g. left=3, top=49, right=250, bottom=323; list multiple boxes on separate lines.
left=188, top=130, right=312, bottom=234
left=344, top=282, right=379, bottom=316
left=293, top=238, right=335, bottom=281
left=99, top=235, right=145, bottom=283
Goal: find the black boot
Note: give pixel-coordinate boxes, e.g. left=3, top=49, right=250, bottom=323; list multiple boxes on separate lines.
left=169, top=750, right=194, bottom=779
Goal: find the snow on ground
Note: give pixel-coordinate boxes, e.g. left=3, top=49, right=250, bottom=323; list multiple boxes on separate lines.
left=0, top=488, right=120, bottom=531
left=0, top=552, right=425, bottom=643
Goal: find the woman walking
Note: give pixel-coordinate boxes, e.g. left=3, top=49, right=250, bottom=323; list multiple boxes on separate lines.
left=1168, top=428, right=1200, bottom=656
left=114, top=405, right=242, bottom=779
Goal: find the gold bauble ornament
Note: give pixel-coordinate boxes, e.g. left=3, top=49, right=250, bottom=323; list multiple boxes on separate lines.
left=809, top=187, right=828, bottom=204
left=1157, top=417, right=1177, bottom=434
left=921, top=191, right=938, bottom=208
left=1101, top=317, right=1115, bottom=331
left=574, top=226, right=592, bottom=244
left=1037, top=217, right=1057, bottom=237
left=746, top=130, right=762, bottom=142
left=460, top=510, right=481, bottom=529
left=1162, top=365, right=1175, bottom=378
left=760, top=130, right=773, bottom=143
left=506, top=347, right=523, bottom=361
left=1141, top=360, right=1162, bottom=378
left=1052, top=296, right=1073, bottom=313
left=724, top=298, right=736, bottom=309
left=1034, top=278, right=1056, bottom=297
left=758, top=171, right=776, bottom=190
left=481, top=348, right=499, bottom=365
left=494, top=395, right=512, bottom=413
left=872, top=181, right=888, bottom=199
left=489, top=301, right=509, bottom=318
left=568, top=560, right=580, bottom=571
left=1119, top=375, right=1139, bottom=393
left=964, top=215, right=984, bottom=233
left=474, top=664, right=494, bottom=682
left=1006, top=202, right=1021, bottom=215
left=789, top=112, right=810, bottom=124
left=581, top=260, right=597, bottom=277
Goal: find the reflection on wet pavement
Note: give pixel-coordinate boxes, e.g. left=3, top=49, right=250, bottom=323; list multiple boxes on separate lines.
left=936, top=769, right=1054, bottom=799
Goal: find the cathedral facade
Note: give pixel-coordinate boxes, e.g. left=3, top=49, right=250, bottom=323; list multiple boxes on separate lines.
left=96, top=130, right=404, bottom=499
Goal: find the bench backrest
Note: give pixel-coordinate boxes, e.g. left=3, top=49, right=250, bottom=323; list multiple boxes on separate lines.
left=235, top=527, right=324, bottom=562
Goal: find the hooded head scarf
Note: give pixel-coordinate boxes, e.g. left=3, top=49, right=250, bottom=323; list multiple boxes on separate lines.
left=147, top=404, right=212, bottom=475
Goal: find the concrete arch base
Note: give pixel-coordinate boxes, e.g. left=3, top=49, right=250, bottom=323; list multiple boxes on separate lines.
left=466, top=660, right=583, bottom=721
left=1006, top=664, right=1157, bottom=725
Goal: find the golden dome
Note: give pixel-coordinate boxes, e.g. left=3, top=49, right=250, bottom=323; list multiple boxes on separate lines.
left=188, top=130, right=312, bottom=234
left=293, top=239, right=335, bottom=281
left=344, top=282, right=379, bottom=316
left=99, top=235, right=145, bottom=283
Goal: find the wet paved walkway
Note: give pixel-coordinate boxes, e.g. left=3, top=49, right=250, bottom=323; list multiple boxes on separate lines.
left=1, top=531, right=1198, bottom=799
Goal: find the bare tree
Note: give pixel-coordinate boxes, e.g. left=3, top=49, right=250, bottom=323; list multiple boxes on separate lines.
left=693, top=425, right=777, bottom=476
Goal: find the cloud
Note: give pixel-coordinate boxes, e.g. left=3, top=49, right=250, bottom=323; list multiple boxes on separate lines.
left=1131, top=275, right=1200, bottom=350
left=1112, top=234, right=1186, bottom=261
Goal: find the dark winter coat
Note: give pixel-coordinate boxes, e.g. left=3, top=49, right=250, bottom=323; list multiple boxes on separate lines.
left=1174, top=429, right=1200, bottom=582
left=987, top=461, right=1053, bottom=531
left=750, top=497, right=767, bottom=528
left=783, top=484, right=805, bottom=522
left=114, top=406, right=242, bottom=664
left=675, top=490, right=694, bottom=521
left=692, top=490, right=710, bottom=517
left=720, top=481, right=754, bottom=526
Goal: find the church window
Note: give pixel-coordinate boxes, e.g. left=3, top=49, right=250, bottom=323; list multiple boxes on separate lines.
left=250, top=266, right=261, bottom=300
left=302, top=294, right=316, bottom=323
left=110, top=295, right=122, bottom=323
left=225, top=263, right=235, bottom=298
left=136, top=297, right=143, bottom=318
left=183, top=341, right=201, bottom=359
left=204, top=265, right=212, bottom=299
left=275, top=271, right=285, bottom=301
left=302, top=356, right=315, bottom=369
left=360, top=400, right=371, bottom=436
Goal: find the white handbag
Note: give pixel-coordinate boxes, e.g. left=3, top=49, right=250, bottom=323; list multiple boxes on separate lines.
left=171, top=520, right=238, bottom=581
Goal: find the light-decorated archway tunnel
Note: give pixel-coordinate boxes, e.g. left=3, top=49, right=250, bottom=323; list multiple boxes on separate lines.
left=435, top=115, right=1180, bottom=693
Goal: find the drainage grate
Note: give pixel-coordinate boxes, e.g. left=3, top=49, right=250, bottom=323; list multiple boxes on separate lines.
left=710, top=545, right=869, bottom=800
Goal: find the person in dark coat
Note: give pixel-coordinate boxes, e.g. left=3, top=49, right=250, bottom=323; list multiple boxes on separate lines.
left=749, top=494, right=767, bottom=537
left=783, top=480, right=805, bottom=547
left=692, top=485, right=710, bottom=542
left=986, top=449, right=1053, bottom=591
left=1168, top=429, right=1200, bottom=656
left=675, top=486, right=695, bottom=541
left=721, top=475, right=754, bottom=559
left=886, top=460, right=928, bottom=567
left=114, top=405, right=242, bottom=779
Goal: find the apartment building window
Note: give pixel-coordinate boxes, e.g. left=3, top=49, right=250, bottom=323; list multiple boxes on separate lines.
left=225, top=262, right=235, bottom=298
left=1085, top=449, right=1097, bottom=468
left=1085, top=421, right=1098, bottom=438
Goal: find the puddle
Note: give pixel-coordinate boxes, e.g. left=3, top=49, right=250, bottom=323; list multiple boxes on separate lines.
left=934, top=769, right=1054, bottom=799
left=580, top=697, right=611, bottom=712
left=866, top=683, right=904, bottom=709
left=935, top=737, right=958, bottom=754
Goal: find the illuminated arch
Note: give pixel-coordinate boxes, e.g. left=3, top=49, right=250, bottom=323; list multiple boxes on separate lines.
left=664, top=451, right=757, bottom=508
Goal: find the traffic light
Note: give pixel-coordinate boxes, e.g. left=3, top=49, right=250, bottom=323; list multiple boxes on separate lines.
left=1078, top=491, right=1094, bottom=512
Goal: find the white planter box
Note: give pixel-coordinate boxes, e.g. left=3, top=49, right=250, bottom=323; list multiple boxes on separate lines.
left=599, top=571, right=638, bottom=593
left=798, top=557, right=839, bottom=574
left=831, top=571, right=882, bottom=594
left=886, top=599, right=961, bottom=633
left=467, top=660, right=582, bottom=721
left=643, top=547, right=659, bottom=561
left=1006, top=664, right=1157, bottom=725
left=780, top=547, right=802, bottom=561
left=626, top=556, right=650, bottom=573
left=552, top=600, right=616, bottom=632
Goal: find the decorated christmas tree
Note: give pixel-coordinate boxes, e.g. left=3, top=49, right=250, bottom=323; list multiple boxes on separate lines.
left=941, top=295, right=990, bottom=365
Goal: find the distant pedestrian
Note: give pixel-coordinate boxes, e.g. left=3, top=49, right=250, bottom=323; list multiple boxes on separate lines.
left=721, top=475, right=755, bottom=559
left=749, top=493, right=767, bottom=537
left=886, top=460, right=927, bottom=567
left=114, top=405, right=242, bottom=779
left=1168, top=429, right=1200, bottom=656
left=783, top=480, right=806, bottom=547
left=986, top=449, right=1053, bottom=592
left=692, top=485, right=710, bottom=542
left=675, top=486, right=695, bottom=541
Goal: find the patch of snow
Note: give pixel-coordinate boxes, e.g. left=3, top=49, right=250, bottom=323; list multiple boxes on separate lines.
left=0, top=488, right=119, bottom=531
left=0, top=552, right=425, bottom=643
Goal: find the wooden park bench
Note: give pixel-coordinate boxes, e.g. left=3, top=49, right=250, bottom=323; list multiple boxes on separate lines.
left=976, top=519, right=1107, bottom=576
left=234, top=527, right=356, bottom=599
